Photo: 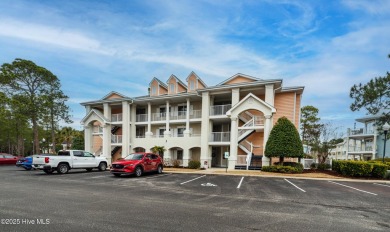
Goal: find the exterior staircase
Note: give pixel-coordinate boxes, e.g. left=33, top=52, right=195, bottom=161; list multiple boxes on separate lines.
left=111, top=146, right=121, bottom=157
left=235, top=111, right=263, bottom=170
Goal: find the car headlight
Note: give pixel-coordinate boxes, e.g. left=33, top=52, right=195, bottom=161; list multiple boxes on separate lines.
left=124, top=164, right=134, bottom=168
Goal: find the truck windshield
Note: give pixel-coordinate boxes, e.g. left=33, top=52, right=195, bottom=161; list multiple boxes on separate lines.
left=124, top=154, right=144, bottom=160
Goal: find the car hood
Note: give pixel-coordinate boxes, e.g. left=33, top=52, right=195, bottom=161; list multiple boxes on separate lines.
left=112, top=160, right=141, bottom=165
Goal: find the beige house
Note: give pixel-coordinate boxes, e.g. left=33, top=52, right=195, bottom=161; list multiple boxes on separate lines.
left=80, top=72, right=304, bottom=170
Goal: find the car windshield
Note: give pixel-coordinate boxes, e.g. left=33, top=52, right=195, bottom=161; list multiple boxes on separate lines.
left=124, top=154, right=144, bottom=160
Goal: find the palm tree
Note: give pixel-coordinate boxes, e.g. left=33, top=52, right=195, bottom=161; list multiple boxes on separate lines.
left=151, top=146, right=166, bottom=158
left=58, top=127, right=76, bottom=150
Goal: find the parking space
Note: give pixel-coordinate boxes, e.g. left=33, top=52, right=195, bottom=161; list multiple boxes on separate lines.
left=2, top=166, right=390, bottom=204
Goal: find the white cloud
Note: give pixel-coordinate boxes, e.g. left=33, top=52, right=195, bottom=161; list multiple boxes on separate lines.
left=0, top=18, right=113, bottom=55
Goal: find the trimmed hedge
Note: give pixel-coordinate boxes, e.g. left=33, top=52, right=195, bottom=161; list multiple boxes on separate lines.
left=332, top=160, right=388, bottom=178
left=188, top=160, right=201, bottom=169
left=274, top=162, right=304, bottom=172
left=262, top=165, right=303, bottom=173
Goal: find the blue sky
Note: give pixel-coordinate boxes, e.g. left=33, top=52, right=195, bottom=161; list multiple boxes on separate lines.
left=0, top=0, right=389, bottom=132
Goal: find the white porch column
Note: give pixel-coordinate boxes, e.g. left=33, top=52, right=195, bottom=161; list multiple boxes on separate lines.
left=232, top=88, right=240, bottom=106
left=130, top=104, right=137, bottom=153
left=262, top=114, right=272, bottom=166
left=103, top=103, right=112, bottom=164
left=122, top=101, right=130, bottom=158
left=183, top=149, right=189, bottom=167
left=228, top=117, right=238, bottom=170
left=200, top=92, right=210, bottom=167
left=164, top=101, right=171, bottom=138
left=146, top=102, right=153, bottom=138
left=184, top=98, right=191, bottom=137
left=84, top=125, right=92, bottom=153
left=265, top=84, right=274, bottom=106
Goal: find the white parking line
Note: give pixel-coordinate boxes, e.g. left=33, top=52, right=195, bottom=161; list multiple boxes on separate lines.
left=373, top=183, right=390, bottom=188
left=328, top=181, right=377, bottom=196
left=284, top=179, right=306, bottom=192
left=180, top=175, right=206, bottom=185
left=237, top=177, right=244, bottom=189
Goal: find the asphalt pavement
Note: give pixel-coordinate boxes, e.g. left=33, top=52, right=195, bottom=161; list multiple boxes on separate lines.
left=0, top=165, right=389, bottom=232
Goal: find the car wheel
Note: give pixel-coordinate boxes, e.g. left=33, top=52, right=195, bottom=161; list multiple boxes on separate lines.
left=98, top=162, right=107, bottom=171
left=113, top=173, right=121, bottom=177
left=135, top=166, right=143, bottom=177
left=43, top=169, right=53, bottom=174
left=157, top=165, right=163, bottom=174
left=86, top=168, right=93, bottom=172
left=57, top=163, right=69, bottom=174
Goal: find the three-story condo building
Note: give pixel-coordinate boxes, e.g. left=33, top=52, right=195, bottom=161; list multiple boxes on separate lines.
left=80, top=72, right=304, bottom=169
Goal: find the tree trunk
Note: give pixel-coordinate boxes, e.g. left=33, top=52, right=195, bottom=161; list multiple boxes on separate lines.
left=279, top=156, right=284, bottom=165
left=32, top=116, right=39, bottom=154
left=50, top=109, right=56, bottom=153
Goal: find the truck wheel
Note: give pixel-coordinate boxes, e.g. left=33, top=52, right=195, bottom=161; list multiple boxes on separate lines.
left=157, top=165, right=163, bottom=174
left=98, top=162, right=107, bottom=171
left=44, top=169, right=53, bottom=174
left=86, top=168, right=93, bottom=172
left=57, top=163, right=69, bottom=174
left=135, top=166, right=143, bottom=177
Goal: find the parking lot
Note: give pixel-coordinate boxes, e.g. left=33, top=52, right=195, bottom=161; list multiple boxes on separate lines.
left=0, top=165, right=389, bottom=231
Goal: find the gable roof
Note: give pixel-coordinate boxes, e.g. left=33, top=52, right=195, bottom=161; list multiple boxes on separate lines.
left=101, top=91, right=129, bottom=100
left=149, top=77, right=168, bottom=89
left=226, top=93, right=276, bottom=117
left=186, top=71, right=207, bottom=87
left=80, top=109, right=110, bottom=125
left=167, top=74, right=187, bottom=89
left=217, top=73, right=261, bottom=86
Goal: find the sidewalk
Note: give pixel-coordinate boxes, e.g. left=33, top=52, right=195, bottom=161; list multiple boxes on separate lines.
left=163, top=167, right=390, bottom=183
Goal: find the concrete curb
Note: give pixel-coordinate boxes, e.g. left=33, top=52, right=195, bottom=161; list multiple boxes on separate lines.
left=163, top=168, right=390, bottom=183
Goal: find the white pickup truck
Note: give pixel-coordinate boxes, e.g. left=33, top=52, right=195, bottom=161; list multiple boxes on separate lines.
left=33, top=150, right=108, bottom=174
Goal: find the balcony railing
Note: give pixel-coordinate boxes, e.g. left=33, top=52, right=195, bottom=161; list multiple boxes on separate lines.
left=170, top=111, right=187, bottom=120
left=111, top=113, right=123, bottom=122
left=210, top=132, right=230, bottom=142
left=210, top=104, right=232, bottom=116
left=348, top=146, right=373, bottom=152
left=111, top=135, right=122, bottom=143
left=190, top=110, right=202, bottom=119
left=254, top=116, right=264, bottom=126
left=348, top=128, right=375, bottom=136
left=152, top=113, right=166, bottom=121
left=136, top=114, right=147, bottom=122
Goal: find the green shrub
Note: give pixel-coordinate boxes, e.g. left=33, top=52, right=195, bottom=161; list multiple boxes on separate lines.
left=274, top=162, right=304, bottom=172
left=371, top=163, right=388, bottom=178
left=188, top=160, right=201, bottom=169
left=262, top=165, right=303, bottom=173
left=317, top=163, right=331, bottom=170
left=332, top=160, right=341, bottom=172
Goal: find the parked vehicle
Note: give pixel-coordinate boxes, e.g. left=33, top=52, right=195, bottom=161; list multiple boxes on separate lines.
left=0, top=153, right=19, bottom=165
left=32, top=150, right=108, bottom=174
left=16, top=156, right=34, bottom=170
left=111, top=153, right=163, bottom=177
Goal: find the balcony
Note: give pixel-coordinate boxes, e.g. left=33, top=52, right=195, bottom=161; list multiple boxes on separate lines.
left=111, top=113, right=123, bottom=122
left=210, top=104, right=232, bottom=116
left=210, top=132, right=230, bottom=142
left=152, top=113, right=166, bottom=121
left=111, top=135, right=122, bottom=143
left=348, top=128, right=375, bottom=136
left=136, top=114, right=147, bottom=122
left=170, top=111, right=187, bottom=120
left=190, top=110, right=202, bottom=119
left=348, top=146, right=374, bottom=152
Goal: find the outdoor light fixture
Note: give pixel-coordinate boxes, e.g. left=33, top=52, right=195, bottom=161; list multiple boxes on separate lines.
left=383, top=122, right=390, bottom=163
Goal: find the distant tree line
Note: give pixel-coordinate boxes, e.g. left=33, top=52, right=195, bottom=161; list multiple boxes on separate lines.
left=0, top=58, right=81, bottom=155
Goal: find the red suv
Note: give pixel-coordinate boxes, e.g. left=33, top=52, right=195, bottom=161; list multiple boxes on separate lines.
left=110, top=153, right=163, bottom=177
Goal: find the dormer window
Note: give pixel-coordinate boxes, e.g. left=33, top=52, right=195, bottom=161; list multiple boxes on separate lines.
left=169, top=83, right=175, bottom=93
